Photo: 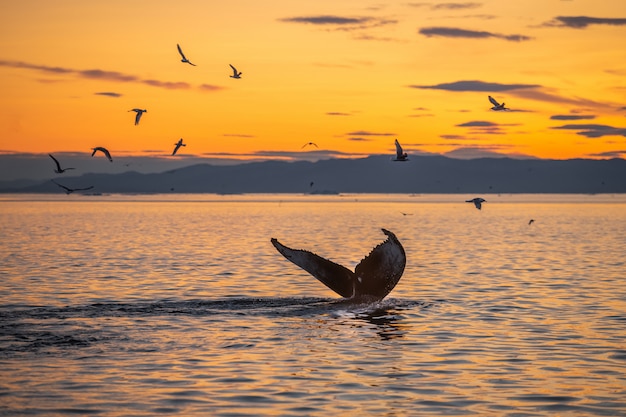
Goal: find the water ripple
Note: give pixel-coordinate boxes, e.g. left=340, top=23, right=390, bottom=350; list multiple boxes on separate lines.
left=1, top=195, right=625, bottom=416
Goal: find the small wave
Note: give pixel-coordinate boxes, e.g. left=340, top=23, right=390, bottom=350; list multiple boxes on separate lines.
left=0, top=297, right=433, bottom=356
left=1, top=296, right=431, bottom=321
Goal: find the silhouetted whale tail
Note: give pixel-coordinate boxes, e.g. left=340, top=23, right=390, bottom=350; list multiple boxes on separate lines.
left=271, top=229, right=406, bottom=301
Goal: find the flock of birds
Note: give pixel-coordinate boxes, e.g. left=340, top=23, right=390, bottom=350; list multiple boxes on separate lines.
left=390, top=96, right=515, bottom=213
left=47, top=44, right=227, bottom=193
left=47, top=43, right=526, bottom=218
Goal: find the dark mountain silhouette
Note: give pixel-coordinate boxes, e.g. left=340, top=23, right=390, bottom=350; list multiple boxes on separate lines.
left=2, top=155, right=625, bottom=194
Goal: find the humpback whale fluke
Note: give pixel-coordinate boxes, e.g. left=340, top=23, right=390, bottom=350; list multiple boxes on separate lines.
left=271, top=228, right=406, bottom=301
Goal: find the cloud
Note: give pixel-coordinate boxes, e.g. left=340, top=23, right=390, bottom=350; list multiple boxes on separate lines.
left=326, top=112, right=352, bottom=116
left=456, top=120, right=520, bottom=135
left=141, top=79, right=190, bottom=89
left=352, top=34, right=399, bottom=42
left=410, top=80, right=610, bottom=109
left=251, top=149, right=365, bottom=160
left=346, top=130, right=395, bottom=136
left=281, top=15, right=371, bottom=25
left=605, top=69, right=626, bottom=76
left=343, top=130, right=396, bottom=142
left=419, top=27, right=531, bottom=41
left=408, top=2, right=482, bottom=10
left=510, top=88, right=607, bottom=108
left=552, top=124, right=626, bottom=138
left=0, top=59, right=223, bottom=92
left=94, top=91, right=122, bottom=98
left=0, top=60, right=72, bottom=74
left=440, top=134, right=470, bottom=140
left=432, top=2, right=482, bottom=10
left=223, top=133, right=255, bottom=138
left=80, top=68, right=137, bottom=82
left=408, top=107, right=433, bottom=117
left=587, top=150, right=626, bottom=158
left=550, top=114, right=596, bottom=121
left=279, top=15, right=396, bottom=31
left=444, top=146, right=507, bottom=159
left=542, top=16, right=626, bottom=29
left=199, top=84, right=223, bottom=91
left=410, top=80, right=539, bottom=92
left=444, top=146, right=536, bottom=160
left=456, top=121, right=498, bottom=127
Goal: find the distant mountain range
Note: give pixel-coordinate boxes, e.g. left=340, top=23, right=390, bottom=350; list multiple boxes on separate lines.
left=2, top=155, right=625, bottom=194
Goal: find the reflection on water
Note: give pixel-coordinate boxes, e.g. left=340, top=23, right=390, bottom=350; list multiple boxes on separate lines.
left=1, top=194, right=625, bottom=416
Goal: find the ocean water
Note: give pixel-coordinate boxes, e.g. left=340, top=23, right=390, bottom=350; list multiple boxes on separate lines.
left=1, top=193, right=625, bottom=416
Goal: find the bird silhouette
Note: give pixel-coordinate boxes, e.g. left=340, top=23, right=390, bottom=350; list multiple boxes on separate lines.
left=302, top=142, right=318, bottom=149
left=48, top=154, right=75, bottom=173
left=176, top=44, right=196, bottom=66
left=229, top=64, right=242, bottom=79
left=466, top=197, right=486, bottom=210
left=129, top=108, right=147, bottom=125
left=392, top=139, right=408, bottom=161
left=172, top=138, right=186, bottom=155
left=52, top=180, right=93, bottom=194
left=91, top=147, right=113, bottom=162
left=488, top=96, right=509, bottom=111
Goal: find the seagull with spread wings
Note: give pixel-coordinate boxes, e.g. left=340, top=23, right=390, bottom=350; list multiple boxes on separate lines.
left=48, top=154, right=75, bottom=173
left=172, top=138, right=186, bottom=156
left=466, top=197, right=486, bottom=210
left=488, top=96, right=509, bottom=111
left=52, top=180, right=94, bottom=195
left=176, top=44, right=196, bottom=66
left=129, top=108, right=147, bottom=125
left=91, top=147, right=113, bottom=162
left=229, top=64, right=242, bottom=79
left=392, top=139, right=409, bottom=161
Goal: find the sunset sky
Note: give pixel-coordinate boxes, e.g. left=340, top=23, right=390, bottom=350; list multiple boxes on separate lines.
left=1, top=0, right=626, bottom=179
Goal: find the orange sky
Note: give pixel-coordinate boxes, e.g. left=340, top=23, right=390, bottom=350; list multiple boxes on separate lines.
left=1, top=0, right=625, bottom=167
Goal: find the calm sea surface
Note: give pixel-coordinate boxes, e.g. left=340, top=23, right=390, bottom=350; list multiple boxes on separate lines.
left=1, top=193, right=625, bottom=416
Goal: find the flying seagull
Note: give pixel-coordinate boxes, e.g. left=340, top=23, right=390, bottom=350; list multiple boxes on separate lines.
left=392, top=139, right=408, bottom=161
left=48, top=154, right=75, bottom=173
left=176, top=44, right=196, bottom=66
left=271, top=228, right=406, bottom=301
left=229, top=64, right=242, bottom=79
left=301, top=142, right=318, bottom=149
left=488, top=96, right=509, bottom=111
left=466, top=197, right=486, bottom=210
left=129, top=108, right=147, bottom=125
left=91, top=146, right=113, bottom=162
left=172, top=138, right=186, bottom=155
left=528, top=219, right=535, bottom=226
left=52, top=180, right=93, bottom=195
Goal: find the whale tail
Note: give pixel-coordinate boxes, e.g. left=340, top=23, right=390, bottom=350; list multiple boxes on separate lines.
left=271, top=229, right=406, bottom=300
